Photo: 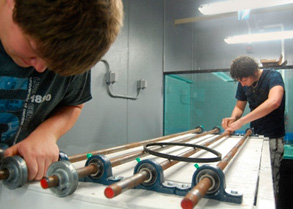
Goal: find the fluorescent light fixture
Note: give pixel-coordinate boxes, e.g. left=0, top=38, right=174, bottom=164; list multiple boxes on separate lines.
left=199, top=0, right=293, bottom=15
left=224, top=31, right=293, bottom=44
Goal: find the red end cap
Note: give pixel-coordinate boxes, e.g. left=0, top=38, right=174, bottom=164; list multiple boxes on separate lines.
left=181, top=198, right=193, bottom=209
left=40, top=177, right=49, bottom=189
left=104, top=187, right=114, bottom=198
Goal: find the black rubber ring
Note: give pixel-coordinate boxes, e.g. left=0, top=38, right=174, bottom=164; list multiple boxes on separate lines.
left=144, top=142, right=222, bottom=163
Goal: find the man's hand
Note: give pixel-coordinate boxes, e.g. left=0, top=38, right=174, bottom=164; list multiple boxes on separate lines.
left=225, top=119, right=244, bottom=132
left=221, top=117, right=237, bottom=130
left=4, top=132, right=59, bottom=181
left=3, top=104, right=83, bottom=181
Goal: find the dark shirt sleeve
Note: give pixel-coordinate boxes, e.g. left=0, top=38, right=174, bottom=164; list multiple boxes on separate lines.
left=60, top=71, right=92, bottom=106
left=268, top=71, right=284, bottom=90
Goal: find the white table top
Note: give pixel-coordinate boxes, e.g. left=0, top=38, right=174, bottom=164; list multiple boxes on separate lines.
left=0, top=133, right=275, bottom=209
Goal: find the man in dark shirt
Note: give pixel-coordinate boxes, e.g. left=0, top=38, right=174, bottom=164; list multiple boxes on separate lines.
left=222, top=56, right=285, bottom=204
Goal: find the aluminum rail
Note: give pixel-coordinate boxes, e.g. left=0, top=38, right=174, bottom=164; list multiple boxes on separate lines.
left=181, top=129, right=252, bottom=209
left=104, top=131, right=231, bottom=199
left=68, top=127, right=203, bottom=163
left=41, top=128, right=220, bottom=190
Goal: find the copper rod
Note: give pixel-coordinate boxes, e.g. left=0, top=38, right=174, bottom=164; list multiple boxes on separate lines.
left=104, top=130, right=231, bottom=199
left=104, top=170, right=150, bottom=198
left=41, top=163, right=99, bottom=189
left=42, top=128, right=217, bottom=190
left=0, top=169, right=9, bottom=180
left=77, top=164, right=99, bottom=178
left=181, top=129, right=252, bottom=209
left=181, top=177, right=212, bottom=209
left=68, top=128, right=203, bottom=163
left=217, top=129, right=252, bottom=170
left=110, top=128, right=220, bottom=167
left=160, top=131, right=230, bottom=170
left=41, top=175, right=60, bottom=189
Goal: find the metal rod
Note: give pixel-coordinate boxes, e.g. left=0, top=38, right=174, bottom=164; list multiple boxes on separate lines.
left=0, top=169, right=9, bottom=180
left=160, top=131, right=230, bottom=170
left=105, top=170, right=150, bottom=198
left=68, top=127, right=203, bottom=163
left=41, top=175, right=60, bottom=189
left=42, top=128, right=216, bottom=190
left=104, top=130, right=231, bottom=199
left=77, top=164, right=99, bottom=178
left=110, top=128, right=220, bottom=167
left=41, top=163, right=99, bottom=189
left=181, top=129, right=252, bottom=209
left=217, top=129, right=252, bottom=170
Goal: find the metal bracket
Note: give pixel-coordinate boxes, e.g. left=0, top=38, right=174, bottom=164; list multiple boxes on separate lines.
left=80, top=154, right=123, bottom=185
left=192, top=165, right=243, bottom=204
left=132, top=159, right=242, bottom=204
left=100, top=60, right=146, bottom=100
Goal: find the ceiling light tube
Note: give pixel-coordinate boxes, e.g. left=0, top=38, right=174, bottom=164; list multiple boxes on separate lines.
left=224, top=30, right=293, bottom=44
left=199, top=0, right=293, bottom=15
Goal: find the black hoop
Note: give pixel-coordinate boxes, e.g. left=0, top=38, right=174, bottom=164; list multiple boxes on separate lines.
left=144, top=142, right=222, bottom=163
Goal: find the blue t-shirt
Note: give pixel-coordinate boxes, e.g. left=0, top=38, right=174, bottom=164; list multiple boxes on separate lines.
left=236, top=69, right=285, bottom=138
left=0, top=41, right=92, bottom=147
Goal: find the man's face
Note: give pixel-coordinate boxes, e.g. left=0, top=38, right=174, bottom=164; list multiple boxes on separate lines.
left=0, top=0, right=47, bottom=72
left=237, top=76, right=255, bottom=87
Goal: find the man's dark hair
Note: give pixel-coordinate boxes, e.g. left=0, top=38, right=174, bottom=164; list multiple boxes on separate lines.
left=230, top=56, right=259, bottom=80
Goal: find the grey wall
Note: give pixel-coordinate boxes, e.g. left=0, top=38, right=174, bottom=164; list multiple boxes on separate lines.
left=193, top=10, right=293, bottom=70
left=168, top=0, right=293, bottom=70
left=58, top=0, right=293, bottom=155
left=164, top=0, right=195, bottom=72
left=58, top=0, right=164, bottom=155
left=163, top=0, right=293, bottom=134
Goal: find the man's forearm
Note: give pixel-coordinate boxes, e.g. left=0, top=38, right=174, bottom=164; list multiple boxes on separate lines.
left=231, top=107, right=243, bottom=120
left=240, top=100, right=279, bottom=125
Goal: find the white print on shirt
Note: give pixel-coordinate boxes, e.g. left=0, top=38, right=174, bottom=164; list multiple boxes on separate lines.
left=30, top=94, right=52, bottom=103
left=13, top=77, right=49, bottom=144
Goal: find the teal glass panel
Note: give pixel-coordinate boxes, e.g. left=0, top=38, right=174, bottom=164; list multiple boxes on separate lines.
left=164, top=75, right=192, bottom=135
left=164, top=69, right=293, bottom=144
